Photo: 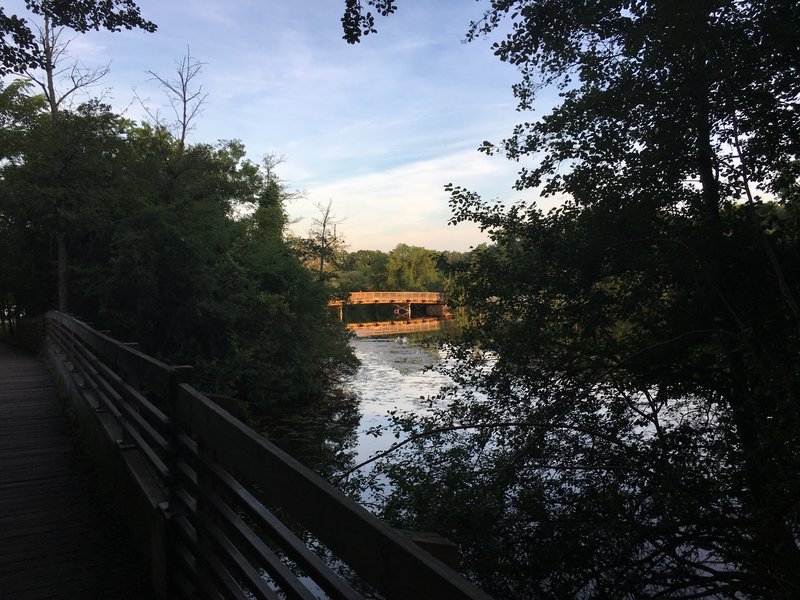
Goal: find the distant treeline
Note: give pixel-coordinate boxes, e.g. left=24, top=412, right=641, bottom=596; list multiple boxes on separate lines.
left=310, top=244, right=475, bottom=294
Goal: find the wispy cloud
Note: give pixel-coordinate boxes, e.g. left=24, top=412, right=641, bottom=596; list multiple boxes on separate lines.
left=3, top=0, right=561, bottom=250
left=289, top=148, right=555, bottom=251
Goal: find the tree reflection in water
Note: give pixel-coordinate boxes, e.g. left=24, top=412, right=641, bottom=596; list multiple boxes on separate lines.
left=256, top=391, right=362, bottom=480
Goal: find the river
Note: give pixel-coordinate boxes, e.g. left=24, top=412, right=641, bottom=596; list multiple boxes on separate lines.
left=259, top=334, right=453, bottom=486
left=347, top=336, right=451, bottom=467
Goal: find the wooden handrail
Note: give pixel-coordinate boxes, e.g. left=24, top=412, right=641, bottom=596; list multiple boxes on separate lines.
left=47, top=311, right=188, bottom=401
left=329, top=291, right=447, bottom=306
left=42, top=311, right=492, bottom=600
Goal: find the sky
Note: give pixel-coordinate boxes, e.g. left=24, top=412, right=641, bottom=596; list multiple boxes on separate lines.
left=4, top=1, right=561, bottom=251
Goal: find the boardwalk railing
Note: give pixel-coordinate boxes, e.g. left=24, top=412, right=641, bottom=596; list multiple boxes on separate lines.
left=43, top=311, right=491, bottom=600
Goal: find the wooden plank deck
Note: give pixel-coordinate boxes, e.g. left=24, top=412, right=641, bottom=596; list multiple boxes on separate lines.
left=0, top=343, right=150, bottom=599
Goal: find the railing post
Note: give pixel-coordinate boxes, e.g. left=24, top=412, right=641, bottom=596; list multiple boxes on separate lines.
left=165, top=366, right=194, bottom=511
left=195, top=432, right=216, bottom=589
left=160, top=365, right=193, bottom=599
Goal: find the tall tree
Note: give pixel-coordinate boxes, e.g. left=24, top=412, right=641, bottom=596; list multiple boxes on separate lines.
left=22, top=14, right=111, bottom=311
left=0, top=80, right=50, bottom=319
left=301, top=199, right=347, bottom=281
left=0, top=94, right=127, bottom=314
left=138, top=48, right=208, bottom=152
left=341, top=2, right=800, bottom=597
left=1, top=1, right=155, bottom=311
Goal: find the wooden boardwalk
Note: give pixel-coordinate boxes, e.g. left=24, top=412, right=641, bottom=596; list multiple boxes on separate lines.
left=0, top=343, right=149, bottom=599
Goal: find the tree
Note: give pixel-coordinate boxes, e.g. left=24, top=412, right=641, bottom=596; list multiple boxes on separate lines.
left=385, top=243, right=441, bottom=291
left=0, top=1, right=155, bottom=75
left=0, top=80, right=50, bottom=320
left=1, top=1, right=155, bottom=311
left=220, top=182, right=358, bottom=407
left=341, top=2, right=800, bottom=598
left=138, top=48, right=208, bottom=152
left=21, top=14, right=112, bottom=311
left=72, top=122, right=356, bottom=408
left=0, top=77, right=357, bottom=409
left=338, top=249, right=390, bottom=291
left=301, top=199, right=347, bottom=281
left=21, top=15, right=110, bottom=117
left=0, top=94, right=128, bottom=314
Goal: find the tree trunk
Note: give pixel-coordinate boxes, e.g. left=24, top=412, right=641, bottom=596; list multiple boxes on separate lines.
left=689, top=34, right=800, bottom=593
left=691, top=43, right=722, bottom=233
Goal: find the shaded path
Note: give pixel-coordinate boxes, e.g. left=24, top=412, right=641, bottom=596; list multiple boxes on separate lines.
left=0, top=343, right=149, bottom=599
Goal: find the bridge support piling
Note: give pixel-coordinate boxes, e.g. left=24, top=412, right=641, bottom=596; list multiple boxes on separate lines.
left=392, top=302, right=412, bottom=319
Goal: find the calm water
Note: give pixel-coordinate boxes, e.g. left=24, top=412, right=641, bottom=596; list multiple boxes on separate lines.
left=260, top=335, right=452, bottom=482
left=347, top=336, right=451, bottom=467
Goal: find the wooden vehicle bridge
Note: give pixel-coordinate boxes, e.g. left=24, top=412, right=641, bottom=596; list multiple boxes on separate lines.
left=0, top=313, right=491, bottom=599
left=329, top=291, right=448, bottom=319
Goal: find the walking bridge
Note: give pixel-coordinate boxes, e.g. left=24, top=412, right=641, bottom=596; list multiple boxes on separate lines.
left=0, top=342, right=148, bottom=598
left=329, top=291, right=448, bottom=319
left=0, top=313, right=491, bottom=599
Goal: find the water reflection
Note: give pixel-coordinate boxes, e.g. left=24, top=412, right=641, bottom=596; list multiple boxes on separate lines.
left=256, top=391, right=361, bottom=480
left=347, top=317, right=447, bottom=337
left=347, top=336, right=450, bottom=467
left=258, top=334, right=453, bottom=483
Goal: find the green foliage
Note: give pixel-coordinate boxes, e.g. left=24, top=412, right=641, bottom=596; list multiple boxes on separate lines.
left=338, top=249, right=390, bottom=291
left=336, top=245, right=468, bottom=293
left=0, top=80, right=48, bottom=315
left=0, top=1, right=156, bottom=75
left=385, top=244, right=441, bottom=291
left=0, top=93, right=128, bottom=313
left=0, top=87, right=357, bottom=409
left=343, top=1, right=800, bottom=598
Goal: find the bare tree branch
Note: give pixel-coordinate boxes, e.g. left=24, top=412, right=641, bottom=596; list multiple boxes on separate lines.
left=144, top=47, right=208, bottom=150
left=307, top=199, right=346, bottom=279
left=21, top=15, right=110, bottom=115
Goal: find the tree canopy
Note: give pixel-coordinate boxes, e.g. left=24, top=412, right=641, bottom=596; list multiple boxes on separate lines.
left=333, top=245, right=467, bottom=294
left=0, top=82, right=356, bottom=410
left=0, top=0, right=155, bottom=75
left=342, top=1, right=800, bottom=598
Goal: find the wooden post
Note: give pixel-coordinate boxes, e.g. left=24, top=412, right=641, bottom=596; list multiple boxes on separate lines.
left=160, top=364, right=193, bottom=599
left=396, top=529, right=460, bottom=570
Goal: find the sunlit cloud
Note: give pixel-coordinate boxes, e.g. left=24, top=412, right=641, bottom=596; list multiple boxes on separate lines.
left=1, top=0, right=560, bottom=251
left=288, top=148, right=550, bottom=251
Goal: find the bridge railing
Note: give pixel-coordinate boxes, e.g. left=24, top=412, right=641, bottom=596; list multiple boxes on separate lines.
left=329, top=291, right=447, bottom=306
left=43, top=311, right=491, bottom=600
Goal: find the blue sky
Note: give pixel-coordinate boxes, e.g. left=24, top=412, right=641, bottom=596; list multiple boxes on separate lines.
left=6, top=1, right=559, bottom=250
